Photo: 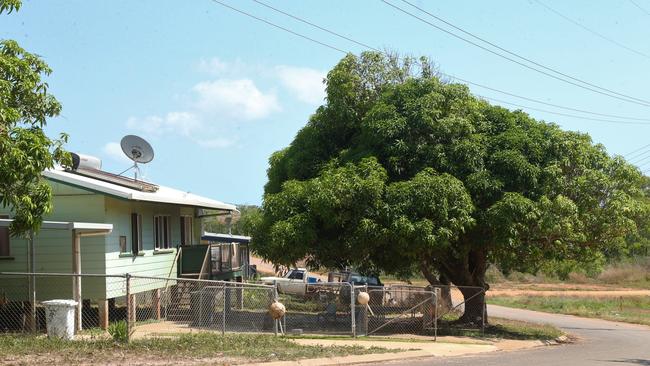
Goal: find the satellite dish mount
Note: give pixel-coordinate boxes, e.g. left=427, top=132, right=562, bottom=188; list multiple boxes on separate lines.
left=119, top=135, right=154, bottom=180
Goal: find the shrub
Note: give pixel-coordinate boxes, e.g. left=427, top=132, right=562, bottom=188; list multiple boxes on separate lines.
left=107, top=321, right=128, bottom=343
left=597, top=263, right=647, bottom=284
left=485, top=265, right=506, bottom=283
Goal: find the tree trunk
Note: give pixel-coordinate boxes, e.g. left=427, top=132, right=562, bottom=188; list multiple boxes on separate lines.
left=457, top=285, right=487, bottom=325
left=436, top=247, right=489, bottom=326
left=420, top=262, right=453, bottom=312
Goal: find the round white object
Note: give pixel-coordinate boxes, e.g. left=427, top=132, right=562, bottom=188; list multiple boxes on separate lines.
left=357, top=292, right=370, bottom=305
left=42, top=299, right=78, bottom=340
left=269, top=301, right=286, bottom=319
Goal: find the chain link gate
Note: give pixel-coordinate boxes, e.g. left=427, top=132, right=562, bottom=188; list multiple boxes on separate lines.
left=359, top=286, right=438, bottom=336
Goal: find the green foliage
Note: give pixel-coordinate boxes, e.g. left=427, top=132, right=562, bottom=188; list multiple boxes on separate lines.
left=0, top=0, right=20, bottom=14
left=204, top=205, right=262, bottom=236
left=0, top=4, right=70, bottom=236
left=253, top=51, right=646, bottom=309
left=107, top=321, right=128, bottom=343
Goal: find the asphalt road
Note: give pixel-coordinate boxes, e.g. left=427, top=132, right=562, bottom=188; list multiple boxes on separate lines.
left=379, top=305, right=650, bottom=366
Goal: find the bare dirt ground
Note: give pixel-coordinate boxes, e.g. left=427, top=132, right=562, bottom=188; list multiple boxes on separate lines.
left=488, top=282, right=650, bottom=297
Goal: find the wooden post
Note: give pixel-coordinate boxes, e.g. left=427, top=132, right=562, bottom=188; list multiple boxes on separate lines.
left=153, top=289, right=161, bottom=320
left=72, top=230, right=82, bottom=333
left=98, top=299, right=109, bottom=330
left=128, top=293, right=137, bottom=324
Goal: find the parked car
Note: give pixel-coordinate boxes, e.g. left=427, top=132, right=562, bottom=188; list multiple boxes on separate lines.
left=328, top=270, right=383, bottom=287
left=260, top=268, right=320, bottom=296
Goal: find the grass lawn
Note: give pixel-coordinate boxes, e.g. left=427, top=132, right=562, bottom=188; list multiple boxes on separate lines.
left=488, top=296, right=650, bottom=326
left=0, top=333, right=393, bottom=365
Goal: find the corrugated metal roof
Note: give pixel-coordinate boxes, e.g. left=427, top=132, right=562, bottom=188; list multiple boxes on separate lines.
left=43, top=168, right=237, bottom=212
left=202, top=232, right=251, bottom=243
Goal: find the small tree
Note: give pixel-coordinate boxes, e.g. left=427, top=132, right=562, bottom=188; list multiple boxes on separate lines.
left=1, top=0, right=70, bottom=236
left=253, top=52, right=646, bottom=323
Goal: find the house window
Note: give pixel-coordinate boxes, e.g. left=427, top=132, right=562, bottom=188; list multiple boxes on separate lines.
left=180, top=216, right=193, bottom=246
left=131, top=213, right=142, bottom=255
left=154, top=215, right=171, bottom=249
left=0, top=215, right=9, bottom=256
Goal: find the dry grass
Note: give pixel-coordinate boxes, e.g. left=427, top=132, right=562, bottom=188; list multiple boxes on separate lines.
left=0, top=333, right=392, bottom=365
left=597, top=263, right=649, bottom=285
left=488, top=295, right=650, bottom=326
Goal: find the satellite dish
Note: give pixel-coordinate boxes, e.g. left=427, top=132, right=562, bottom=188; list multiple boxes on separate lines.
left=119, top=135, right=154, bottom=180
left=121, top=135, right=154, bottom=163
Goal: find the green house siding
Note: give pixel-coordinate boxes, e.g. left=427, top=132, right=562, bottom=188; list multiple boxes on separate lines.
left=0, top=179, right=212, bottom=301
left=0, top=182, right=107, bottom=300
left=104, top=197, right=183, bottom=297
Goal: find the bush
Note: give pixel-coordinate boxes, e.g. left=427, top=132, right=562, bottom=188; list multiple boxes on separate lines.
left=597, top=262, right=647, bottom=284
left=485, top=265, right=506, bottom=283
left=107, top=321, right=128, bottom=343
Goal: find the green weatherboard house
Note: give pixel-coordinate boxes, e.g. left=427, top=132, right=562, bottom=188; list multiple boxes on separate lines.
left=0, top=156, right=250, bottom=330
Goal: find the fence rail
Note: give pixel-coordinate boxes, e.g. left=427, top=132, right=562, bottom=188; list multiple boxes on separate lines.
left=0, top=272, right=486, bottom=340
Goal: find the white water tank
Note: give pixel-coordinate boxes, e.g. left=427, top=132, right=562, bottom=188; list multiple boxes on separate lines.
left=70, top=153, right=102, bottom=171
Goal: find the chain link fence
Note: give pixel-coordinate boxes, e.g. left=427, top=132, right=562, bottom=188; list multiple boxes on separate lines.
left=1, top=272, right=486, bottom=340
left=0, top=272, right=277, bottom=340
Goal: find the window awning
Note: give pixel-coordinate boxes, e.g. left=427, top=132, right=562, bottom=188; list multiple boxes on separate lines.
left=0, top=219, right=113, bottom=236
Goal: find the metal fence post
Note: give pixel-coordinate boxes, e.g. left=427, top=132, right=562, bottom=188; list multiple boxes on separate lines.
left=481, top=289, right=486, bottom=336
left=222, top=283, right=226, bottom=335
left=434, top=288, right=439, bottom=341
left=273, top=280, right=278, bottom=336
left=125, top=273, right=131, bottom=342
left=351, top=284, right=356, bottom=338
left=363, top=285, right=368, bottom=336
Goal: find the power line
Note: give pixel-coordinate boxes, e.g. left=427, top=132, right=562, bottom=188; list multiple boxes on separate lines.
left=209, top=0, right=650, bottom=126
left=533, top=0, right=650, bottom=60
left=447, top=75, right=650, bottom=122
left=477, top=95, right=650, bottom=126
left=627, top=147, right=650, bottom=161
left=627, top=147, right=650, bottom=163
left=251, top=0, right=650, bottom=122
left=209, top=0, right=347, bottom=54
left=625, top=143, right=650, bottom=158
left=399, top=0, right=650, bottom=105
left=629, top=0, right=650, bottom=16
left=382, top=0, right=650, bottom=107
left=630, top=152, right=650, bottom=166
left=251, top=0, right=380, bottom=52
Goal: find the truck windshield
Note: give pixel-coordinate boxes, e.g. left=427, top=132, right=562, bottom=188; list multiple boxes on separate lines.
left=286, top=271, right=304, bottom=280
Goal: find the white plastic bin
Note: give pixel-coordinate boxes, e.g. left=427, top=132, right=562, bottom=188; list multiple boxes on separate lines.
left=42, top=299, right=78, bottom=340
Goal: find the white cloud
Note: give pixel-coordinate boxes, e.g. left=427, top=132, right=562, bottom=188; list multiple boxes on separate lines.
left=192, top=79, right=280, bottom=120
left=126, top=111, right=200, bottom=137
left=102, top=142, right=132, bottom=163
left=275, top=65, right=326, bottom=105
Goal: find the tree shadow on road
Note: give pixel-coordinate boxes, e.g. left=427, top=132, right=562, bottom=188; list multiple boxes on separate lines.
left=606, top=359, right=650, bottom=365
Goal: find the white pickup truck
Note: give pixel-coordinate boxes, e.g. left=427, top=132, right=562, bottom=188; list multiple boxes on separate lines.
left=260, top=268, right=320, bottom=296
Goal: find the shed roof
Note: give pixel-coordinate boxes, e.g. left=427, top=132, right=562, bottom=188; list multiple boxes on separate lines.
left=202, top=232, right=251, bottom=243
left=43, top=168, right=237, bottom=212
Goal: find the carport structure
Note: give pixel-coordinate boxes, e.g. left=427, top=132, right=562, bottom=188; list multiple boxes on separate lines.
left=0, top=218, right=112, bottom=331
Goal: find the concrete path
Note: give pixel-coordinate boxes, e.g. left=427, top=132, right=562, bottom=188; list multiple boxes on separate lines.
left=376, top=305, right=650, bottom=365
left=245, top=336, right=545, bottom=366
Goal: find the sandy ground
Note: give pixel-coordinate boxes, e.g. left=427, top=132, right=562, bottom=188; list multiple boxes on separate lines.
left=487, top=282, right=650, bottom=297
left=487, top=289, right=650, bottom=297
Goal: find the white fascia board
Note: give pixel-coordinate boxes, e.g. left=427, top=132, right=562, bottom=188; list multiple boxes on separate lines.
left=0, top=219, right=113, bottom=235
left=43, top=169, right=236, bottom=211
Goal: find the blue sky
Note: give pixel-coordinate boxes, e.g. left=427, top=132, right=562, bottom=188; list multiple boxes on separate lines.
left=3, top=0, right=650, bottom=205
